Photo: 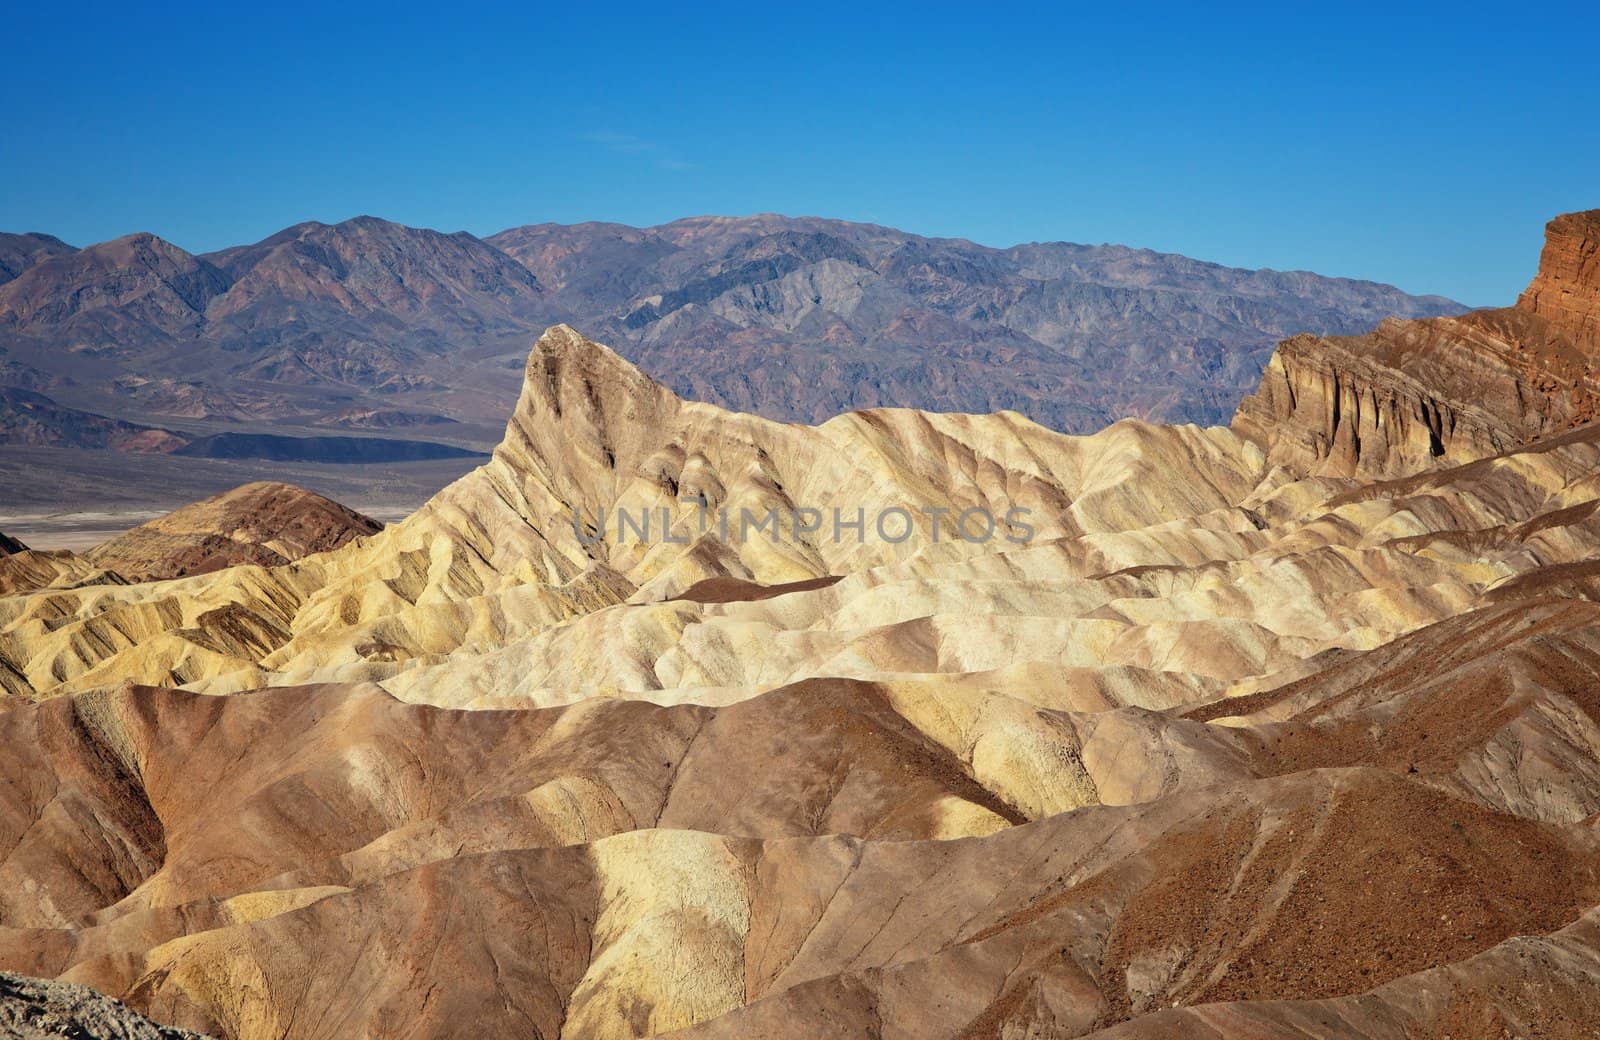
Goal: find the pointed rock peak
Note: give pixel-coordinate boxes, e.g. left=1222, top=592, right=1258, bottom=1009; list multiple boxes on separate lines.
left=502, top=326, right=683, bottom=471
left=338, top=214, right=403, bottom=231
left=1518, top=209, right=1600, bottom=350
left=0, top=529, right=26, bottom=555
left=522, top=324, right=673, bottom=406
left=81, top=231, right=202, bottom=268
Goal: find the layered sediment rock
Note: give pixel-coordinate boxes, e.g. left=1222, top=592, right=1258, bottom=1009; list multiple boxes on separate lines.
left=1234, top=209, right=1600, bottom=477
left=85, top=481, right=382, bottom=581
left=6, top=213, right=1600, bottom=1037
left=1519, top=209, right=1600, bottom=349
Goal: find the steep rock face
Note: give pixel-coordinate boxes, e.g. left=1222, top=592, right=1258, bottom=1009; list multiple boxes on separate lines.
left=86, top=481, right=382, bottom=581
left=1519, top=209, right=1600, bottom=349
left=1234, top=209, right=1600, bottom=478
left=0, top=530, right=23, bottom=555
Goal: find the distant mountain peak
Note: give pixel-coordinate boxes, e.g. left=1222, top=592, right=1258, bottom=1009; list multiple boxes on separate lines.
left=3, top=213, right=1463, bottom=442
left=0, top=231, right=77, bottom=284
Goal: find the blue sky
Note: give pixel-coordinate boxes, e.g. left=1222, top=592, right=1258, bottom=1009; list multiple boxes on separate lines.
left=4, top=2, right=1596, bottom=304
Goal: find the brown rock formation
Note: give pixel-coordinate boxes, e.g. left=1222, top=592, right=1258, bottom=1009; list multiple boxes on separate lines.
left=0, top=530, right=23, bottom=555
left=86, top=481, right=381, bottom=581
left=1519, top=209, right=1600, bottom=349
left=1, top=972, right=212, bottom=1039
left=1234, top=209, right=1600, bottom=478
left=4, top=204, right=1600, bottom=1038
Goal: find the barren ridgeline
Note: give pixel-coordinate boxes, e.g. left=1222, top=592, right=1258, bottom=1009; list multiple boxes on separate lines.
left=1, top=211, right=1600, bottom=1037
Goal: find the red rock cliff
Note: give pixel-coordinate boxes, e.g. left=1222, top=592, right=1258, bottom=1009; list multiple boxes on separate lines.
left=1518, top=209, right=1600, bottom=350
left=1233, top=210, right=1600, bottom=478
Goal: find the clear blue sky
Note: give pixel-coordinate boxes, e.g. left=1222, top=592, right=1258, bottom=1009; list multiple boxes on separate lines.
left=5, top=1, right=1596, bottom=304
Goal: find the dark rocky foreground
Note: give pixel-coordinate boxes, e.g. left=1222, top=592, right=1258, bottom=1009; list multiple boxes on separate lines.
left=1, top=972, right=212, bottom=1039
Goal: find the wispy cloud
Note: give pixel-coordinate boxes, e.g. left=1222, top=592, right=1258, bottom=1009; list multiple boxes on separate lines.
left=584, top=130, right=699, bottom=171
left=584, top=130, right=652, bottom=155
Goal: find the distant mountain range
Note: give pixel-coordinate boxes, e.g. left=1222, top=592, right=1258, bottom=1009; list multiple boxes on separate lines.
left=0, top=215, right=1465, bottom=452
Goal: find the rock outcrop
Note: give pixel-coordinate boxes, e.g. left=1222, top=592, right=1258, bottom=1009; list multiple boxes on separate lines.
left=1, top=972, right=212, bottom=1039
left=1519, top=208, right=1600, bottom=349
left=0, top=530, right=23, bottom=555
left=1234, top=209, right=1600, bottom=478
left=85, top=481, right=382, bottom=581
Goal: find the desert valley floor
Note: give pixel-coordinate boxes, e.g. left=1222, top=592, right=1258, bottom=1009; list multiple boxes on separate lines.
left=0, top=210, right=1599, bottom=1038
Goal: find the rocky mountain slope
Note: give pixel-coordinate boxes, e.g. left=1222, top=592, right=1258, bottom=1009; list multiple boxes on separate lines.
left=0, top=482, right=380, bottom=596
left=85, top=481, right=382, bottom=581
left=0, top=387, right=189, bottom=452
left=0, top=234, right=76, bottom=285
left=1234, top=209, right=1600, bottom=477
left=1519, top=208, right=1600, bottom=348
left=0, top=213, right=1596, bottom=1040
left=0, top=216, right=1461, bottom=464
left=496, top=215, right=1462, bottom=429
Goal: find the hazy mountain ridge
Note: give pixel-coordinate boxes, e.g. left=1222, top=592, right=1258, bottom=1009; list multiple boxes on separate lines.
left=0, top=233, right=76, bottom=285
left=0, top=215, right=1463, bottom=458
left=494, top=214, right=1466, bottom=428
